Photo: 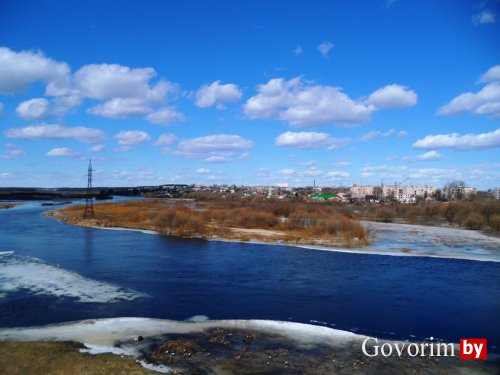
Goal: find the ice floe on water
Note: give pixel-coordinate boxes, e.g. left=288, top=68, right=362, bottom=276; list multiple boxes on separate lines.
left=0, top=255, right=147, bottom=303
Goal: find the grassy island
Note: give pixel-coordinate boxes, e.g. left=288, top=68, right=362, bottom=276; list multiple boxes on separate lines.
left=48, top=198, right=368, bottom=248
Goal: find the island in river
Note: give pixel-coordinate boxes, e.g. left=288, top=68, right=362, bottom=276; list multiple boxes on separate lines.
left=47, top=198, right=500, bottom=262
left=47, top=199, right=369, bottom=248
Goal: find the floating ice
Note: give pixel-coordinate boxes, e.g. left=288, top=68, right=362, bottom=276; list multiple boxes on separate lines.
left=0, top=256, right=147, bottom=303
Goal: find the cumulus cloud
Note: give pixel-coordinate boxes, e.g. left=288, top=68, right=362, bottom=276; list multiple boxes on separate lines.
left=74, top=63, right=182, bottom=121
left=413, top=129, right=500, bottom=151
left=479, top=65, right=500, bottom=83
left=16, top=98, right=52, bottom=120
left=114, top=130, right=151, bottom=150
left=0, top=47, right=69, bottom=94
left=46, top=147, right=82, bottom=158
left=318, top=41, right=334, bottom=58
left=196, top=168, right=210, bottom=174
left=276, top=131, right=350, bottom=150
left=437, top=66, right=500, bottom=118
left=366, top=84, right=417, bottom=108
left=1, top=144, right=24, bottom=159
left=74, top=64, right=172, bottom=101
left=403, top=150, right=443, bottom=162
left=4, top=124, right=106, bottom=143
left=147, top=107, right=185, bottom=125
left=154, top=133, right=177, bottom=146
left=244, top=77, right=416, bottom=127
left=195, top=80, right=242, bottom=109
left=472, top=9, right=496, bottom=25
left=244, top=77, right=375, bottom=126
left=173, top=134, right=254, bottom=163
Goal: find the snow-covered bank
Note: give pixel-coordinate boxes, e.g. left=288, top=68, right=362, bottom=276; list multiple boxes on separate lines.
left=0, top=317, right=364, bottom=347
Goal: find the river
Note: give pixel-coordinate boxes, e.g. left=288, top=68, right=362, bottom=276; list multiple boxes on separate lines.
left=0, top=201, right=499, bottom=351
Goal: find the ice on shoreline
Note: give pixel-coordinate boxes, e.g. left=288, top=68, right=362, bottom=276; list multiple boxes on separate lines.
left=0, top=317, right=366, bottom=347
left=0, top=256, right=148, bottom=303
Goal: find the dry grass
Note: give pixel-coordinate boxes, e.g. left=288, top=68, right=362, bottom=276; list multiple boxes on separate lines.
left=0, top=341, right=155, bottom=375
left=49, top=198, right=368, bottom=247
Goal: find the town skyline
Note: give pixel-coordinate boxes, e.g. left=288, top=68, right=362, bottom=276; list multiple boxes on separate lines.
left=1, top=1, right=499, bottom=189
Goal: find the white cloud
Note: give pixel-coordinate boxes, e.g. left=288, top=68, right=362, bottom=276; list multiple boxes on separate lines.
left=154, top=133, right=177, bottom=146
left=1, top=144, right=24, bottom=159
left=472, top=9, right=496, bottom=25
left=244, top=77, right=416, bottom=127
left=359, top=129, right=396, bottom=142
left=293, top=45, right=303, bottom=56
left=46, top=147, right=82, bottom=158
left=438, top=66, right=500, bottom=118
left=174, top=134, right=254, bottom=162
left=16, top=98, right=51, bottom=120
left=87, top=98, right=152, bottom=118
left=88, top=144, right=106, bottom=152
left=196, top=168, right=210, bottom=174
left=276, top=131, right=350, bottom=149
left=366, top=84, right=417, bottom=108
left=74, top=63, right=181, bottom=120
left=4, top=124, right=106, bottom=143
left=403, top=150, right=443, bottom=162
left=74, top=64, right=171, bottom=100
left=146, top=107, right=185, bottom=125
left=244, top=77, right=376, bottom=126
left=479, top=65, right=500, bottom=83
left=114, top=130, right=151, bottom=149
left=413, top=129, right=500, bottom=151
left=0, top=47, right=70, bottom=94
left=318, top=41, right=334, bottom=58
left=195, top=80, right=242, bottom=109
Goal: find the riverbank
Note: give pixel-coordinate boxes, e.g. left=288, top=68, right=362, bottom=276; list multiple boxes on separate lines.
left=46, top=202, right=500, bottom=262
left=1, top=318, right=498, bottom=374
left=47, top=200, right=368, bottom=248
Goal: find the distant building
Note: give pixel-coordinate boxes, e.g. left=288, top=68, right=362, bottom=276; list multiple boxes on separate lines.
left=350, top=184, right=374, bottom=199
left=493, top=187, right=500, bottom=200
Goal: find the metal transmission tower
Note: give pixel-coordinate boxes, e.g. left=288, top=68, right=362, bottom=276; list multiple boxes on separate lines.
left=83, top=159, right=95, bottom=219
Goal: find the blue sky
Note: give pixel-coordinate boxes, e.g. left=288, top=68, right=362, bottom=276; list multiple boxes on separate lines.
left=0, top=0, right=499, bottom=188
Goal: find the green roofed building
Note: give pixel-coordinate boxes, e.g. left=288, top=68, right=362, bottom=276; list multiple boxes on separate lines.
left=308, top=193, right=337, bottom=200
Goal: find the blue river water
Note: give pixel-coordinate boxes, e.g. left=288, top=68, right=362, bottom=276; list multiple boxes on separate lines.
left=0, top=201, right=499, bottom=351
